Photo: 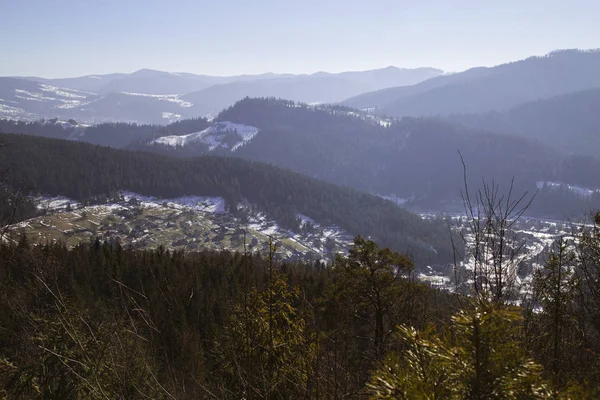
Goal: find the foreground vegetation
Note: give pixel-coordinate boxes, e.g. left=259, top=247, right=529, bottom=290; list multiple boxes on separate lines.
left=1, top=222, right=600, bottom=398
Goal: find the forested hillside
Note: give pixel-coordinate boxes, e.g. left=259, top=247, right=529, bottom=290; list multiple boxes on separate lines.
left=165, top=98, right=600, bottom=218
left=0, top=133, right=454, bottom=265
left=447, top=88, right=600, bottom=157
left=6, top=98, right=600, bottom=219
left=216, top=99, right=600, bottom=198
left=0, top=238, right=455, bottom=398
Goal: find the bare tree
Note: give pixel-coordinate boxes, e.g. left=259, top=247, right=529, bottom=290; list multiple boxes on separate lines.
left=452, top=152, right=537, bottom=304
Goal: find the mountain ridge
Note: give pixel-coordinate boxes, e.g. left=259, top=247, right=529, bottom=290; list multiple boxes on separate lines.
left=445, top=87, right=600, bottom=157
left=341, top=49, right=600, bottom=117
left=138, top=97, right=600, bottom=218
left=1, top=66, right=443, bottom=123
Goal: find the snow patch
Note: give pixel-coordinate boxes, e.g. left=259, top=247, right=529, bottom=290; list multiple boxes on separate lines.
left=13, top=85, right=93, bottom=109
left=36, top=196, right=80, bottom=212
left=120, top=92, right=193, bottom=107
left=15, top=89, right=57, bottom=102
left=0, top=103, right=23, bottom=115
left=150, top=121, right=259, bottom=151
left=298, top=214, right=316, bottom=227
left=39, top=84, right=91, bottom=98
left=378, top=194, right=409, bottom=206
left=537, top=181, right=600, bottom=198
left=121, top=192, right=226, bottom=213
left=162, top=112, right=182, bottom=122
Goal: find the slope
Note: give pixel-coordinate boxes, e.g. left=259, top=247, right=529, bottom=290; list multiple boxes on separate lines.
left=341, top=49, right=600, bottom=117
left=0, top=77, right=99, bottom=119
left=0, top=132, right=455, bottom=265
left=143, top=98, right=600, bottom=217
left=446, top=88, right=600, bottom=157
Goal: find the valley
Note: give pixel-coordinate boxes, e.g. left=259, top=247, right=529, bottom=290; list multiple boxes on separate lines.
left=5, top=191, right=584, bottom=303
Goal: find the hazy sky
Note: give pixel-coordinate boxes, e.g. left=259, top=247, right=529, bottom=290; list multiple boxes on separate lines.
left=1, top=0, right=599, bottom=78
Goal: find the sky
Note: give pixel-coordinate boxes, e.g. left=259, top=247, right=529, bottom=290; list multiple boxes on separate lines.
left=1, top=0, right=599, bottom=78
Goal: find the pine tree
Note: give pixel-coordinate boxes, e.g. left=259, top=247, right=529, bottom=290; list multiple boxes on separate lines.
left=215, top=242, right=317, bottom=399
left=368, top=300, right=553, bottom=399
left=335, top=235, right=413, bottom=359
left=530, top=237, right=579, bottom=386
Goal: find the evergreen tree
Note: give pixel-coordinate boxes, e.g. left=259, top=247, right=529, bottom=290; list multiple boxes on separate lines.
left=368, top=300, right=553, bottom=399
left=530, top=237, right=579, bottom=386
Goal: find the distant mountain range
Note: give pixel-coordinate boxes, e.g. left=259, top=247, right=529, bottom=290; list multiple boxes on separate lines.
left=0, top=67, right=442, bottom=124
left=24, top=69, right=266, bottom=94
left=342, top=49, right=600, bottom=117
left=5, top=48, right=600, bottom=126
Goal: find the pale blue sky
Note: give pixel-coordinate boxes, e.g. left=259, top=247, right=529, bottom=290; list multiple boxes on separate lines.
left=1, top=0, right=599, bottom=78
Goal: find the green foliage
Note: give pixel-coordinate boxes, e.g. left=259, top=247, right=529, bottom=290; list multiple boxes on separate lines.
left=530, top=238, right=579, bottom=382
left=368, top=300, right=553, bottom=399
left=367, top=325, right=454, bottom=399
left=216, top=269, right=316, bottom=399
left=0, top=235, right=461, bottom=398
left=2, top=217, right=599, bottom=397
left=5, top=306, right=168, bottom=399
left=335, top=236, right=413, bottom=358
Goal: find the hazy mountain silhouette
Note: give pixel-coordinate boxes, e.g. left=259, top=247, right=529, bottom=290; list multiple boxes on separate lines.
left=3, top=67, right=442, bottom=123
left=342, top=49, right=600, bottom=117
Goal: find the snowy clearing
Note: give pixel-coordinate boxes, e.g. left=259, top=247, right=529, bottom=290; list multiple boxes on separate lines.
left=150, top=121, right=259, bottom=151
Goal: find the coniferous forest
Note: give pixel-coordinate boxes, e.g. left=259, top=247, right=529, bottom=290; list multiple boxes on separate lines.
left=2, top=224, right=600, bottom=398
